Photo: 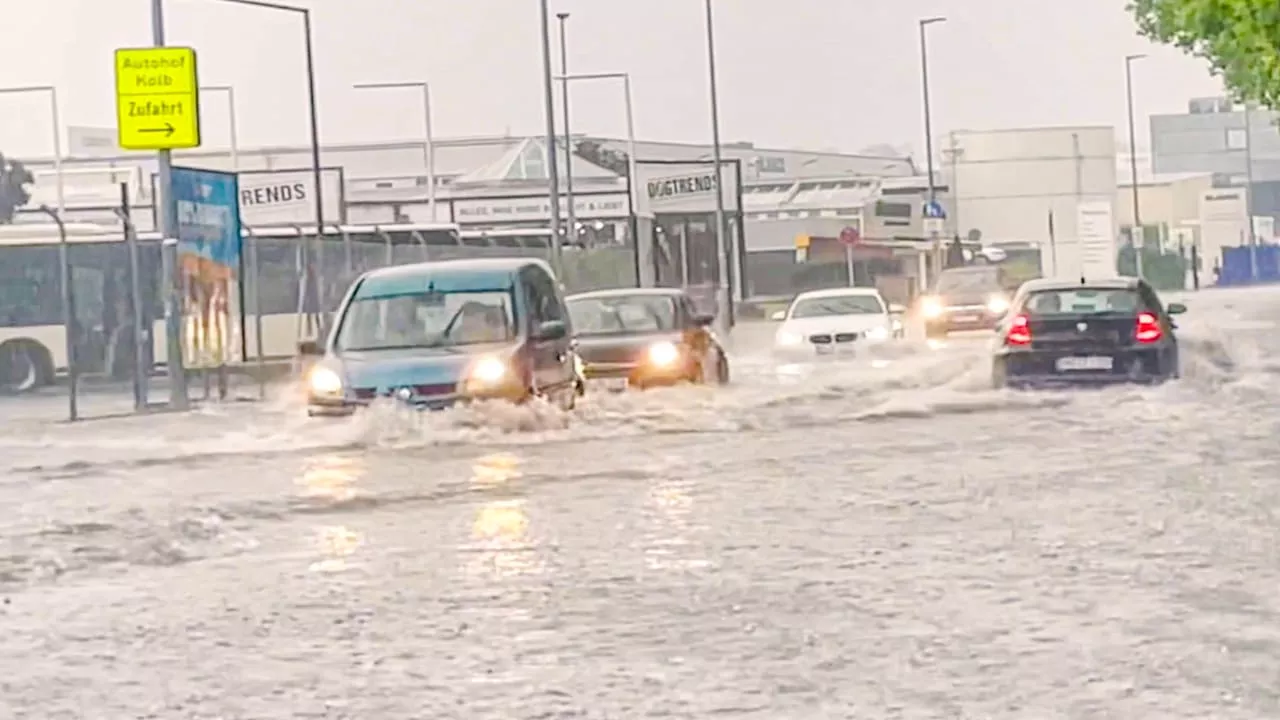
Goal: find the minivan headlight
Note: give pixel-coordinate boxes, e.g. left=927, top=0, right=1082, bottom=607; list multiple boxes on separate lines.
left=921, top=296, right=943, bottom=318
left=987, top=295, right=1010, bottom=313
left=469, top=356, right=508, bottom=384
left=308, top=367, right=343, bottom=395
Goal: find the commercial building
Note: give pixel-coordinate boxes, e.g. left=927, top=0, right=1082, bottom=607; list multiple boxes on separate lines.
left=14, top=133, right=939, bottom=301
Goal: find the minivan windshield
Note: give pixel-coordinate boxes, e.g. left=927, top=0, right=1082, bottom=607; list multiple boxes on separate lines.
left=335, top=290, right=515, bottom=351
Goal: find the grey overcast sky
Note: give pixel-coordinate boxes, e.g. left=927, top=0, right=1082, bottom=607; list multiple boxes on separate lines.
left=3, top=0, right=1223, bottom=161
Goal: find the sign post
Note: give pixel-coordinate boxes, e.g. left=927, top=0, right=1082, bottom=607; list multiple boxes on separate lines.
left=839, top=225, right=860, bottom=286
left=922, top=200, right=947, bottom=282
left=116, top=34, right=203, bottom=410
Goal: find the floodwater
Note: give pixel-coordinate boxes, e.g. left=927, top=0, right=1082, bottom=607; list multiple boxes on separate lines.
left=1, top=287, right=1278, bottom=719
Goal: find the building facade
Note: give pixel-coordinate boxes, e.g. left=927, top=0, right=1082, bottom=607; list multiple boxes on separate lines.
left=1150, top=97, right=1280, bottom=221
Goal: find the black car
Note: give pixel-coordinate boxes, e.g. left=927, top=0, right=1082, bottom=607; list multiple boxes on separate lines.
left=991, top=277, right=1186, bottom=389
left=921, top=265, right=1016, bottom=337
left=565, top=288, right=730, bottom=390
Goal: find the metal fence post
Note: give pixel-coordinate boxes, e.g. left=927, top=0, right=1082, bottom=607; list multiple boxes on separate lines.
left=113, top=192, right=149, bottom=412
left=39, top=205, right=77, bottom=421
left=244, top=225, right=266, bottom=400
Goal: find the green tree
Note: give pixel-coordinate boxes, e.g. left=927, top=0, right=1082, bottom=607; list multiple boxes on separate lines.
left=1129, top=0, right=1280, bottom=108
left=572, top=139, right=630, bottom=177
left=0, top=153, right=35, bottom=224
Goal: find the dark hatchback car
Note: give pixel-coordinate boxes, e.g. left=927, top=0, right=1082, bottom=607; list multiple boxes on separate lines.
left=921, top=265, right=1016, bottom=337
left=565, top=288, right=730, bottom=390
left=991, top=277, right=1186, bottom=389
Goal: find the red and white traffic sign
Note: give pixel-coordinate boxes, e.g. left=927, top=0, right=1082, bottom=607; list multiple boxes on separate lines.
left=839, top=226, right=861, bottom=246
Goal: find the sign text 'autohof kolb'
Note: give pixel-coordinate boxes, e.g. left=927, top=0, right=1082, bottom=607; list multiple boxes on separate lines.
left=113, top=46, right=202, bottom=151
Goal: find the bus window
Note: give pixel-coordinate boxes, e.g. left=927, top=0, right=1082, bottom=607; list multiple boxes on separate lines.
left=0, top=246, right=62, bottom=328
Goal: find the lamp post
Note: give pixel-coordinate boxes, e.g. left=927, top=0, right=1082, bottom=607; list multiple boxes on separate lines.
left=554, top=72, right=638, bottom=218
left=556, top=12, right=577, bottom=246
left=538, top=0, right=564, bottom=274
left=918, top=17, right=945, bottom=200
left=353, top=82, right=437, bottom=220
left=918, top=16, right=945, bottom=282
left=199, top=85, right=239, bottom=170
left=702, top=0, right=731, bottom=329
left=0, top=86, right=64, bottom=214
left=1124, top=53, right=1145, bottom=280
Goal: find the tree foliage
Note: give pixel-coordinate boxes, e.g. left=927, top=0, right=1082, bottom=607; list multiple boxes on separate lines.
left=573, top=139, right=630, bottom=177
left=1129, top=0, right=1280, bottom=108
left=0, top=153, right=34, bottom=224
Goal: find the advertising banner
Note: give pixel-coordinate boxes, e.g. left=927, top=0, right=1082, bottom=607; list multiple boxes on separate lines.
left=172, top=166, right=242, bottom=369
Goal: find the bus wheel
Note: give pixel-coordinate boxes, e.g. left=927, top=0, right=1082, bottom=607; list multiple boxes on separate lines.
left=0, top=340, right=53, bottom=393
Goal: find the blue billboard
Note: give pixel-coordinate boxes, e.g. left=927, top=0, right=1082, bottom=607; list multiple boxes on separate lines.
left=172, top=166, right=241, bottom=272
left=171, top=166, right=242, bottom=369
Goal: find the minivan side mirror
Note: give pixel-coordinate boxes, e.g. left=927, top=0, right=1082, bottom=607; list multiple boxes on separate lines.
left=769, top=310, right=787, bottom=321
left=888, top=303, right=906, bottom=314
left=692, top=313, right=715, bottom=326
left=535, top=320, right=567, bottom=340
left=1166, top=302, right=1187, bottom=315
left=297, top=339, right=323, bottom=356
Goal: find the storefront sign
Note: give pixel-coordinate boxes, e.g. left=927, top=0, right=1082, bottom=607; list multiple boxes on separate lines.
left=451, top=192, right=628, bottom=224
left=634, top=161, right=740, bottom=216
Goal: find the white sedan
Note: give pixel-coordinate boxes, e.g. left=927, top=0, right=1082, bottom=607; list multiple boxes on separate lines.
left=771, top=288, right=905, bottom=355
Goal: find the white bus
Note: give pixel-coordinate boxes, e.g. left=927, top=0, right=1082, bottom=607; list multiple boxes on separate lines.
left=0, top=221, right=464, bottom=391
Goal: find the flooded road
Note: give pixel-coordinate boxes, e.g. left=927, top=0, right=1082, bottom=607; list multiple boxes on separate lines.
left=2, top=288, right=1279, bottom=718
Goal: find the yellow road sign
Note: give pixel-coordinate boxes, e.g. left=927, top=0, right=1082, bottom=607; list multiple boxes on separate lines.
left=114, top=46, right=202, bottom=151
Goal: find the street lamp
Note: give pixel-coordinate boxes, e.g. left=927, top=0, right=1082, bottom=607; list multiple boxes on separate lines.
left=0, top=86, right=64, bottom=214
left=702, top=0, right=731, bottom=328
left=538, top=0, right=564, bottom=274
left=199, top=85, right=240, bottom=170
left=918, top=17, right=946, bottom=201
left=1124, top=53, right=1145, bottom=280
left=353, top=81, right=436, bottom=220
left=554, top=73, right=638, bottom=223
left=555, top=12, right=577, bottom=245
left=214, top=0, right=323, bottom=234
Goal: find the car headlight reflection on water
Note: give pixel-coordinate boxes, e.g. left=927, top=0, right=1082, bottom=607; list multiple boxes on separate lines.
left=647, top=341, right=680, bottom=366
left=921, top=296, right=943, bottom=318
left=469, top=356, right=509, bottom=384
left=308, top=367, right=343, bottom=396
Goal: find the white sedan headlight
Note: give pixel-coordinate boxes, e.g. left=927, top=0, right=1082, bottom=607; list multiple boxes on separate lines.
left=308, top=367, right=343, bottom=396
left=647, top=341, right=680, bottom=366
left=775, top=330, right=803, bottom=346
left=469, top=356, right=508, bottom=384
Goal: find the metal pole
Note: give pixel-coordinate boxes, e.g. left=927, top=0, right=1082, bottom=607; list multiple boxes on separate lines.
left=49, top=89, right=65, bottom=215
left=150, top=0, right=189, bottom=410
left=703, top=0, right=730, bottom=331
left=1243, top=103, right=1258, bottom=281
left=39, top=206, right=77, bottom=421
left=115, top=186, right=148, bottom=411
left=226, top=88, right=240, bottom=170
left=1125, top=54, right=1145, bottom=281
left=622, top=74, right=638, bottom=223
left=557, top=12, right=577, bottom=249
left=300, top=10, right=326, bottom=339
left=247, top=227, right=266, bottom=399
left=422, top=84, right=436, bottom=221
left=919, top=18, right=944, bottom=284
left=539, top=0, right=564, bottom=275
left=919, top=21, right=940, bottom=202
